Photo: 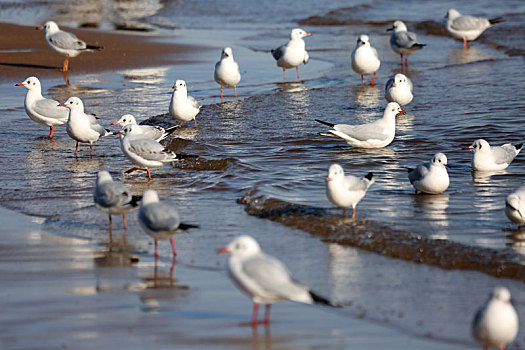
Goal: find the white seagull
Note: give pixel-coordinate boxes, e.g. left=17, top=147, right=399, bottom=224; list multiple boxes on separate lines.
left=271, top=28, right=311, bottom=81
left=505, top=185, right=525, bottom=230
left=111, top=114, right=179, bottom=142
left=115, top=124, right=197, bottom=180
left=351, top=34, right=380, bottom=86
left=316, top=102, right=405, bottom=148
left=326, top=164, right=374, bottom=218
left=218, top=235, right=335, bottom=326
left=387, top=21, right=425, bottom=66
left=93, top=170, right=141, bottom=233
left=139, top=189, right=198, bottom=259
left=16, top=76, right=69, bottom=138
left=385, top=73, right=413, bottom=111
left=407, top=153, right=450, bottom=194
left=445, top=9, right=503, bottom=48
left=169, top=80, right=200, bottom=127
left=214, top=47, right=241, bottom=100
left=463, top=139, right=522, bottom=171
left=472, top=287, right=519, bottom=350
left=36, top=21, right=103, bottom=72
left=59, top=97, right=110, bottom=157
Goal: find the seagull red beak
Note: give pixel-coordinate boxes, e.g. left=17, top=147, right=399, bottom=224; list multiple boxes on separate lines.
left=445, top=164, right=450, bottom=168
left=111, top=121, right=120, bottom=125
left=35, top=26, right=43, bottom=31
left=218, top=246, right=230, bottom=254
left=326, top=176, right=332, bottom=181
left=304, top=32, right=312, bottom=36
left=463, top=146, right=472, bottom=150
left=399, top=110, right=406, bottom=115
left=58, top=103, right=67, bottom=107
left=15, top=83, right=24, bottom=86
left=113, top=131, right=123, bottom=135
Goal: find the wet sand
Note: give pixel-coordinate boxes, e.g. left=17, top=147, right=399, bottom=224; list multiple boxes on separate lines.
left=0, top=23, right=200, bottom=82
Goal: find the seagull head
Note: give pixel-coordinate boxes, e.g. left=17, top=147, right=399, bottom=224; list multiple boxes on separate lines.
left=326, top=164, right=345, bottom=182
left=15, top=76, right=41, bottom=90
left=463, top=139, right=489, bottom=153
left=218, top=235, right=261, bottom=256
left=491, top=287, right=512, bottom=304
left=141, top=189, right=160, bottom=206
left=221, top=47, right=233, bottom=59
left=357, top=34, right=370, bottom=47
left=291, top=28, right=311, bottom=39
left=384, top=102, right=405, bottom=117
left=391, top=73, right=408, bottom=87
left=59, top=97, right=84, bottom=111
left=96, top=170, right=113, bottom=185
left=445, top=9, right=461, bottom=20
left=172, top=79, right=187, bottom=92
left=112, top=114, right=136, bottom=126
left=387, top=20, right=407, bottom=33
left=36, top=21, right=59, bottom=34
left=431, top=153, right=450, bottom=168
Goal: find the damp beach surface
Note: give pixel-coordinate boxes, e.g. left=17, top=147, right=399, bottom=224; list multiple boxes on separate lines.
left=0, top=0, right=525, bottom=348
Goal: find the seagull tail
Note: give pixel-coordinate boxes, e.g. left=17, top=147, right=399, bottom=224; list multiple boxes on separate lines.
left=179, top=223, right=199, bottom=230
left=164, top=125, right=180, bottom=134
left=406, top=167, right=414, bottom=173
left=411, top=43, right=426, bottom=49
left=130, top=195, right=142, bottom=207
left=315, top=119, right=336, bottom=128
left=514, top=143, right=523, bottom=151
left=489, top=17, right=504, bottom=25
left=309, top=291, right=340, bottom=307
left=86, top=44, right=104, bottom=51
left=176, top=153, right=199, bottom=160
left=365, top=172, right=374, bottom=181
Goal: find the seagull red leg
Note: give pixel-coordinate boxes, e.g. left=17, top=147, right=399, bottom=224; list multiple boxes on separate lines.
left=234, top=85, right=238, bottom=99
left=251, top=302, right=260, bottom=326
left=343, top=208, right=346, bottom=217
left=263, top=304, right=271, bottom=324
left=49, top=126, right=55, bottom=138
left=74, top=142, right=79, bottom=156
left=220, top=86, right=224, bottom=101
left=352, top=208, right=356, bottom=219
left=154, top=240, right=158, bottom=258
left=371, top=71, right=376, bottom=86
left=296, top=66, right=300, bottom=80
left=361, top=75, right=365, bottom=85
left=170, top=237, right=177, bottom=257
left=283, top=68, right=286, bottom=81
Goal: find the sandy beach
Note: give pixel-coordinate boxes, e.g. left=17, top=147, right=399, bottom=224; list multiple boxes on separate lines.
left=1, top=0, right=525, bottom=348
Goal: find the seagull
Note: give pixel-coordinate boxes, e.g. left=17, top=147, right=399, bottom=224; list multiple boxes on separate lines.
left=218, top=235, right=335, bottom=326
left=15, top=76, right=69, bottom=138
left=93, top=170, right=141, bottom=233
left=111, top=114, right=179, bottom=142
left=36, top=21, right=103, bottom=72
left=463, top=139, right=522, bottom=171
left=385, top=73, right=413, bottom=111
left=138, top=189, right=198, bottom=258
left=316, top=102, right=405, bottom=148
left=472, top=287, right=519, bottom=350
left=407, top=153, right=450, bottom=194
left=445, top=9, right=503, bottom=48
left=59, top=97, right=110, bottom=157
left=214, top=47, right=241, bottom=100
left=115, top=124, right=197, bottom=180
left=326, top=164, right=374, bottom=218
left=271, top=28, right=311, bottom=81
left=169, top=80, right=200, bottom=127
left=505, top=185, right=525, bottom=230
left=387, top=21, right=425, bottom=66
left=351, top=34, right=380, bottom=86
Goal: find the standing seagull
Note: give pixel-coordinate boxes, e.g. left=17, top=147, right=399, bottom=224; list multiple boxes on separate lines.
left=351, top=35, right=380, bottom=86
left=93, top=170, right=141, bottom=233
left=115, top=124, right=197, bottom=180
left=387, top=21, right=425, bottom=66
left=138, top=189, right=198, bottom=258
left=315, top=102, right=405, bottom=148
left=218, top=235, right=335, bottom=326
left=505, top=185, right=525, bottom=230
left=36, top=21, right=103, bottom=72
left=271, top=28, right=311, bottom=81
left=16, top=76, right=69, bottom=138
left=112, top=114, right=179, bottom=142
left=169, top=80, right=200, bottom=127
left=385, top=73, right=413, bottom=111
left=214, top=47, right=241, bottom=101
left=326, top=164, right=374, bottom=218
left=463, top=139, right=522, bottom=171
left=445, top=9, right=503, bottom=48
left=472, top=287, right=518, bottom=350
left=407, top=153, right=450, bottom=194
left=59, top=97, right=110, bottom=157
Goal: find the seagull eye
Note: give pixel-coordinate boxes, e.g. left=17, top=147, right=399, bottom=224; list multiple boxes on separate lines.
left=70, top=101, right=73, bottom=104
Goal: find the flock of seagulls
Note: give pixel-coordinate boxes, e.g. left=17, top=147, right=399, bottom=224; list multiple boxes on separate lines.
left=12, top=8, right=519, bottom=347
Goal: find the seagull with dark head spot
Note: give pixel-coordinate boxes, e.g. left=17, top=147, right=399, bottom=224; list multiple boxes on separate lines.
left=407, top=153, right=450, bottom=194
left=445, top=9, right=503, bottom=48
left=463, top=139, right=522, bottom=171
left=387, top=21, right=425, bottom=66
left=271, top=28, right=311, bottom=81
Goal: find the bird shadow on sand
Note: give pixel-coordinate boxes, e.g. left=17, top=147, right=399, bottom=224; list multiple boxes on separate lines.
left=0, top=62, right=59, bottom=70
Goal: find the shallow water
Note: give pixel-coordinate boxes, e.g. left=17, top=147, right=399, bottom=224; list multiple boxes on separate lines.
left=1, top=0, right=525, bottom=348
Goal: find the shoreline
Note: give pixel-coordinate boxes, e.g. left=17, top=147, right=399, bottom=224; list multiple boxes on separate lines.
left=0, top=22, right=203, bottom=82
